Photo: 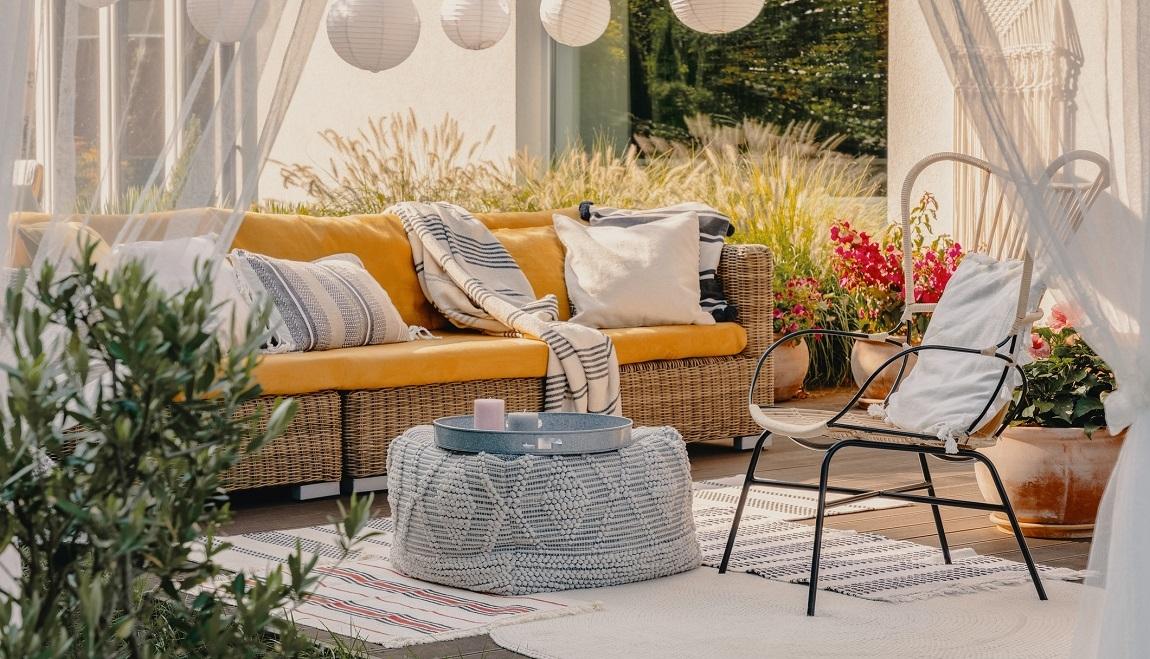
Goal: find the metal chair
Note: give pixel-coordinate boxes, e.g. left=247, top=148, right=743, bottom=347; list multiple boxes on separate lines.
left=718, top=150, right=1110, bottom=616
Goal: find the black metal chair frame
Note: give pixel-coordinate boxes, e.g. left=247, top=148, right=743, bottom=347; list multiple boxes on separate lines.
left=718, top=326, right=1048, bottom=616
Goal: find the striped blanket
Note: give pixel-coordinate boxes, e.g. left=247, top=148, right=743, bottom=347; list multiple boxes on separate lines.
left=581, top=201, right=736, bottom=321
left=388, top=202, right=620, bottom=414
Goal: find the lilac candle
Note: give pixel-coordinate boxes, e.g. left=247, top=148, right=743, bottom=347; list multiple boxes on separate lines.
left=473, top=398, right=506, bottom=430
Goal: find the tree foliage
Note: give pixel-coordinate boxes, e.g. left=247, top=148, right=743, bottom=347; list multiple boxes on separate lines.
left=629, top=0, right=888, bottom=155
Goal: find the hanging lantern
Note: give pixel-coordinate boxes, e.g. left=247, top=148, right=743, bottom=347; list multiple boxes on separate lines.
left=440, top=0, right=511, bottom=50
left=327, top=0, right=422, bottom=72
left=75, top=0, right=119, bottom=7
left=539, top=0, right=611, bottom=47
left=187, top=0, right=269, bottom=43
left=669, top=0, right=762, bottom=34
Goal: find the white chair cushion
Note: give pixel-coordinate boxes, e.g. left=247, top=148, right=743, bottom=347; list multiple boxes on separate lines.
left=879, top=253, right=1027, bottom=451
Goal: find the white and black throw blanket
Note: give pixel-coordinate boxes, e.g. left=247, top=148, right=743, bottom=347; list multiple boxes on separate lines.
left=389, top=201, right=621, bottom=414
left=581, top=201, right=736, bottom=321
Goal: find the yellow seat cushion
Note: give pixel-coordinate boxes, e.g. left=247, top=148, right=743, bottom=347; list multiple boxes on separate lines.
left=254, top=323, right=747, bottom=395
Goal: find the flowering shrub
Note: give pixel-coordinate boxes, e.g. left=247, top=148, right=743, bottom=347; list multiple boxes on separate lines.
left=774, top=277, right=831, bottom=343
left=829, top=193, right=963, bottom=334
left=1014, top=305, right=1114, bottom=435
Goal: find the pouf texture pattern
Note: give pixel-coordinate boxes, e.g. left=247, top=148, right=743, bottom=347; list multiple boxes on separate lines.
left=387, top=425, right=701, bottom=595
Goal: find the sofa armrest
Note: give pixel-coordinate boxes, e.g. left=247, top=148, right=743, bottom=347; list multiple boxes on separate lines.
left=718, top=243, right=774, bottom=357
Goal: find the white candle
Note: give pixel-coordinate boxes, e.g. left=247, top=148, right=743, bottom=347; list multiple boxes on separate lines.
left=506, top=412, right=541, bottom=431
left=473, top=398, right=505, bottom=430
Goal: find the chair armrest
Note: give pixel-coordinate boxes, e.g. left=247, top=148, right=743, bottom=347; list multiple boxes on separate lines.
left=718, top=243, right=774, bottom=357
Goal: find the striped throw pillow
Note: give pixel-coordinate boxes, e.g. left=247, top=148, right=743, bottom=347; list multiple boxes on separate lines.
left=231, top=250, right=410, bottom=352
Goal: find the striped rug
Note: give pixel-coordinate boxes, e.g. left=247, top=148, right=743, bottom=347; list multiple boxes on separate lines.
left=692, top=486, right=1084, bottom=603
left=208, top=518, right=599, bottom=649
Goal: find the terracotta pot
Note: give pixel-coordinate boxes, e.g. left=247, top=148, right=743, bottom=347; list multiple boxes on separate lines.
left=975, top=426, right=1126, bottom=539
left=849, top=338, right=916, bottom=403
left=773, top=338, right=810, bottom=402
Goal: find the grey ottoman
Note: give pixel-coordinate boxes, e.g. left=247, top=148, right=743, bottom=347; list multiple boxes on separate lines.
left=387, top=425, right=701, bottom=595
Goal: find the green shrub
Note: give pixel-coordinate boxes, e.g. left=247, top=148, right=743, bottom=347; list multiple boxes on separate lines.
left=0, top=246, right=373, bottom=657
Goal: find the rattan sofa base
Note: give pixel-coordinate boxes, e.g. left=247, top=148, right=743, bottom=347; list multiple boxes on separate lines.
left=341, top=354, right=768, bottom=480
left=222, top=390, right=342, bottom=491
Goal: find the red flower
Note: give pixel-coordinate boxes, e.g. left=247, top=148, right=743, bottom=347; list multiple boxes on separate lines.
left=1029, top=333, right=1051, bottom=359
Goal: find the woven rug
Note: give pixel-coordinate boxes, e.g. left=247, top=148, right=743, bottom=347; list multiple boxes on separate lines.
left=692, top=482, right=1084, bottom=603
left=209, top=483, right=907, bottom=648
left=207, top=518, right=599, bottom=649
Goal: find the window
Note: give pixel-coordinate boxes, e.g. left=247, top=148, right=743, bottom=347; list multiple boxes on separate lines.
left=36, top=0, right=242, bottom=212
left=552, top=0, right=888, bottom=157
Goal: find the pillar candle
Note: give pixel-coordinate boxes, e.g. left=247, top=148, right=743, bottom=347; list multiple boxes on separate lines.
left=473, top=398, right=505, bottom=430
left=506, top=412, right=541, bottom=431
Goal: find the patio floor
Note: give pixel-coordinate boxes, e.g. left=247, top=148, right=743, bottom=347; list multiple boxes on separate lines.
left=225, top=388, right=1092, bottom=658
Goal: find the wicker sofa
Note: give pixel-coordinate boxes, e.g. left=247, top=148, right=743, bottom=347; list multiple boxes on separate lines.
left=10, top=208, right=775, bottom=496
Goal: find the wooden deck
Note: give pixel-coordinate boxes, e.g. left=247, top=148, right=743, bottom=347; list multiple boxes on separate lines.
left=226, top=388, right=1091, bottom=657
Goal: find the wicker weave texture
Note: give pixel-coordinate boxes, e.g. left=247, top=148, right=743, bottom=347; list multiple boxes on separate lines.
left=222, top=391, right=343, bottom=490
left=344, top=378, right=544, bottom=478
left=387, top=426, right=701, bottom=595
left=620, top=355, right=759, bottom=442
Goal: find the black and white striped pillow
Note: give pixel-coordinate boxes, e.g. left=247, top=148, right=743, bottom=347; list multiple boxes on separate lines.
left=580, top=202, right=737, bottom=322
left=230, top=250, right=410, bottom=353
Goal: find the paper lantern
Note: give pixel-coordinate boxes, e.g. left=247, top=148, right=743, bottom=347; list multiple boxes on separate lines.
left=440, top=0, right=511, bottom=50
left=187, top=0, right=269, bottom=43
left=76, top=0, right=119, bottom=7
left=327, top=0, right=422, bottom=72
left=539, top=0, right=611, bottom=47
left=669, top=0, right=762, bottom=34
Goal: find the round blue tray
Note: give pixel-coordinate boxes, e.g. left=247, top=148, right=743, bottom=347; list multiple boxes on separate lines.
left=433, top=413, right=634, bottom=455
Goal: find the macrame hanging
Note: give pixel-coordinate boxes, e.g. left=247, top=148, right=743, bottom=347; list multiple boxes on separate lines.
left=952, top=0, right=1083, bottom=259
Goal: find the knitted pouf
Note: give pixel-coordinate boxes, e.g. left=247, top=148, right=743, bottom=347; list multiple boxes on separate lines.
left=387, top=425, right=701, bottom=595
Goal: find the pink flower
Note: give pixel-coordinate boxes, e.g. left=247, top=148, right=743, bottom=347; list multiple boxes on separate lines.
left=1049, top=304, right=1080, bottom=331
left=1029, top=333, right=1051, bottom=359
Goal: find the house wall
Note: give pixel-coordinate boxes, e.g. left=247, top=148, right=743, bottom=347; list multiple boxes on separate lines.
left=887, top=0, right=1111, bottom=234
left=259, top=0, right=549, bottom=205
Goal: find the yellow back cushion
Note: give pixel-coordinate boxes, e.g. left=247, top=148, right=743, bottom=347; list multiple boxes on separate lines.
left=9, top=207, right=580, bottom=329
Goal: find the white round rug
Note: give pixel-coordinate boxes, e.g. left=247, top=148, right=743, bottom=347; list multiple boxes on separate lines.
left=490, top=567, right=1083, bottom=658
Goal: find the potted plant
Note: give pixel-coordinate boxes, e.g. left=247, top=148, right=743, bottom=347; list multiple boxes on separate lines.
left=772, top=276, right=829, bottom=401
left=829, top=193, right=963, bottom=400
left=974, top=306, right=1123, bottom=539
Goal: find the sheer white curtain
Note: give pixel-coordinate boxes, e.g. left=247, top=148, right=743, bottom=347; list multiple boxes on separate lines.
left=918, top=0, right=1147, bottom=655
left=0, top=0, right=323, bottom=618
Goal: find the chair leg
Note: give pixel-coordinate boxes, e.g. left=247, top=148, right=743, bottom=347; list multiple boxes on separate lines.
left=918, top=454, right=951, bottom=564
left=719, top=431, right=771, bottom=574
left=974, top=452, right=1048, bottom=601
left=807, top=445, right=839, bottom=616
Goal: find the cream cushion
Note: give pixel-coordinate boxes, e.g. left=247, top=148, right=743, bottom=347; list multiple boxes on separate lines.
left=553, top=212, right=715, bottom=329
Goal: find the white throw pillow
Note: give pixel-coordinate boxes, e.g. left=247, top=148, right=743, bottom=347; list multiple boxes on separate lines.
left=879, top=254, right=1027, bottom=450
left=105, top=235, right=251, bottom=342
left=553, top=212, right=715, bottom=329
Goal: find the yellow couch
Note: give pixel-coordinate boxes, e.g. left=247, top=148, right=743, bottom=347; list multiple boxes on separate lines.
left=10, top=208, right=775, bottom=494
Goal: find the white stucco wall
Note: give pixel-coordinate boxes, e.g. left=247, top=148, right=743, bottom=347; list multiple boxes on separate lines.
left=887, top=1, right=1111, bottom=234
left=259, top=0, right=548, bottom=204
left=887, top=0, right=956, bottom=230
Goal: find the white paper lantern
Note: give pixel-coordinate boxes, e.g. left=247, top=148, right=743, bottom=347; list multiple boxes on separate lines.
left=440, top=0, right=510, bottom=50
left=187, top=0, right=269, bottom=43
left=327, top=0, right=422, bottom=72
left=539, top=0, right=610, bottom=47
left=76, top=0, right=119, bottom=8
left=669, top=0, right=762, bottom=34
